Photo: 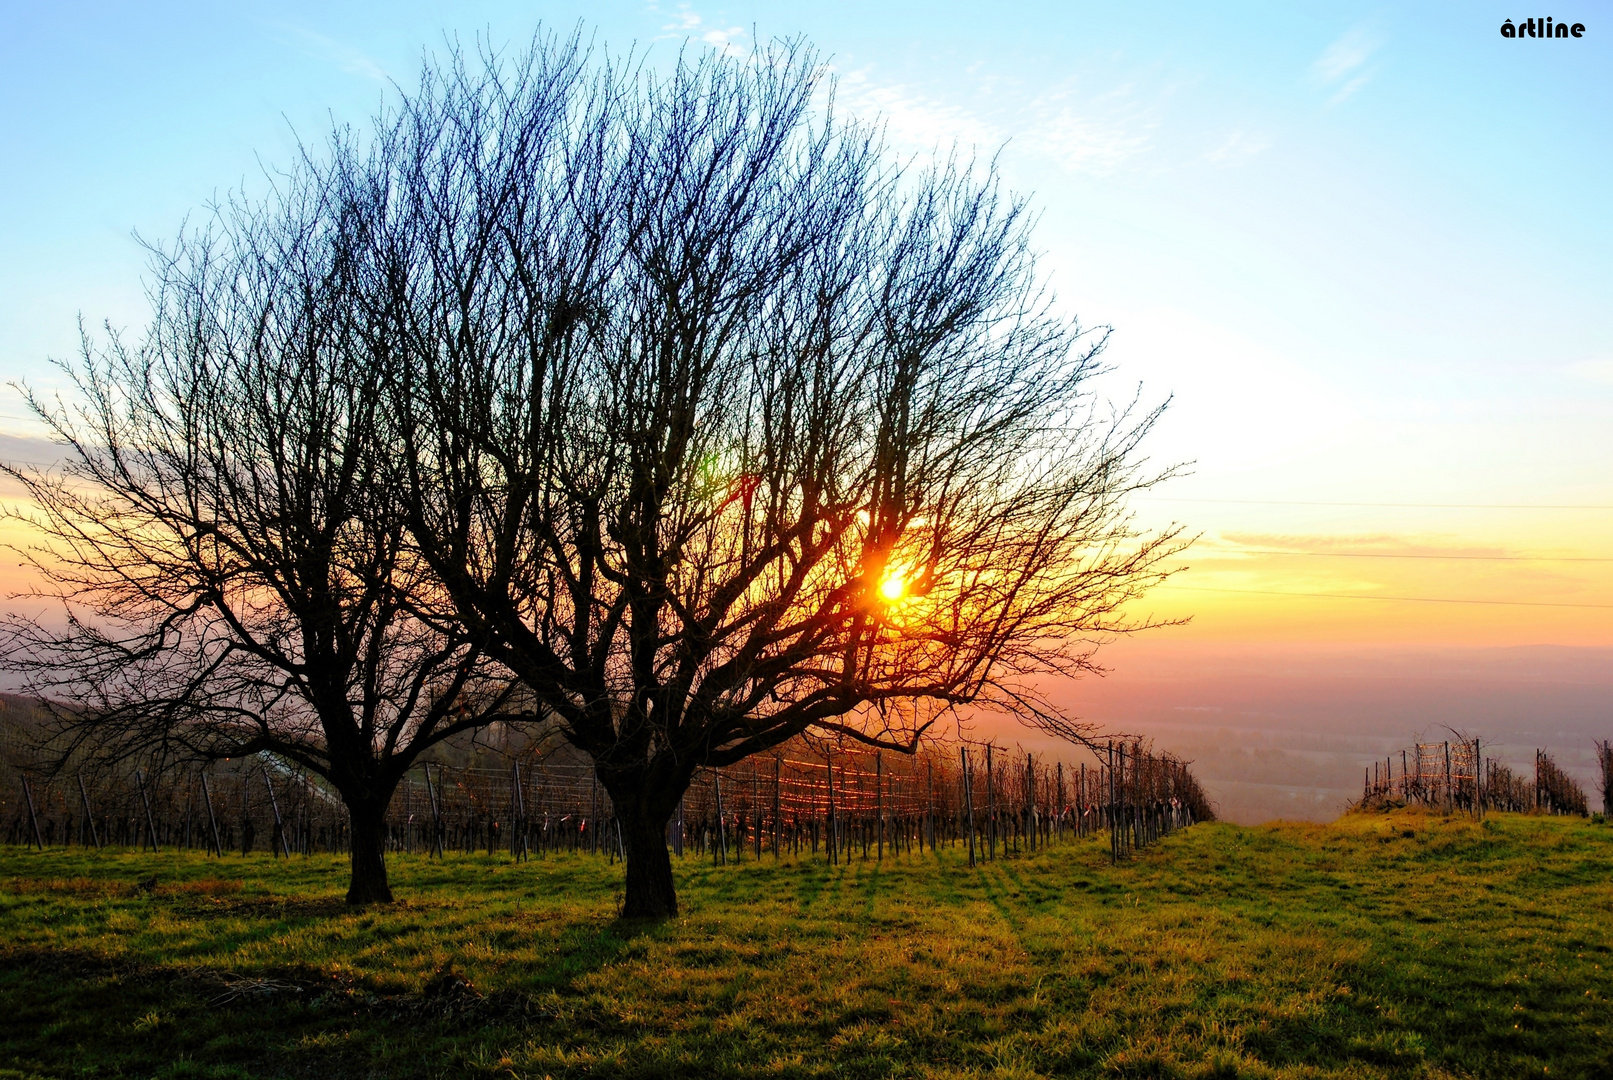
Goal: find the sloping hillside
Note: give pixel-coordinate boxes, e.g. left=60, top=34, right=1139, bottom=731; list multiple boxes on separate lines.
left=2, top=808, right=1610, bottom=1078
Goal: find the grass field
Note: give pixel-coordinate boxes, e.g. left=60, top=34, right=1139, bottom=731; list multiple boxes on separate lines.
left=2, top=809, right=1611, bottom=1079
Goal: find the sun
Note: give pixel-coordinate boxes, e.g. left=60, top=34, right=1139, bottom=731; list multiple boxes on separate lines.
left=878, top=572, right=907, bottom=602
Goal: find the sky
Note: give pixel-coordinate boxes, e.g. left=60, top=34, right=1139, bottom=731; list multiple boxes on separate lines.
left=2, top=2, right=1609, bottom=816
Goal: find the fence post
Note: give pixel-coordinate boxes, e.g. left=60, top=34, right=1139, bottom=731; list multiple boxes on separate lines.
left=135, top=769, right=161, bottom=853
left=200, top=772, right=222, bottom=856
left=773, top=757, right=782, bottom=858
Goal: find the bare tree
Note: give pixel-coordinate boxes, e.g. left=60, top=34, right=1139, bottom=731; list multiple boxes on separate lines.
left=368, top=35, right=1184, bottom=916
left=3, top=29, right=1182, bottom=917
left=1, top=137, right=522, bottom=903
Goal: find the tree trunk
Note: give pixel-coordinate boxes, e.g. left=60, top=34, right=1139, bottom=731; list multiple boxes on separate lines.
left=618, top=801, right=678, bottom=918
left=346, top=800, right=393, bottom=905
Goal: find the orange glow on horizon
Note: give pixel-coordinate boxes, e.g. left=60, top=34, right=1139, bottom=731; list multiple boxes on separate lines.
left=1116, top=530, right=1613, bottom=648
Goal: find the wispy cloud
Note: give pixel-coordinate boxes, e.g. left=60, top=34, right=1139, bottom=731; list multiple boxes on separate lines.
left=657, top=4, right=747, bottom=52
left=271, top=23, right=389, bottom=84
left=1310, top=26, right=1382, bottom=105
left=834, top=67, right=1004, bottom=160
left=1206, top=129, right=1272, bottom=166
left=649, top=20, right=1158, bottom=178
left=1029, top=106, right=1155, bottom=176
left=834, top=67, right=1157, bottom=178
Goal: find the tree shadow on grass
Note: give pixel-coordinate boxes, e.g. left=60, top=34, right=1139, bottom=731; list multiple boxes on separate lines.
left=177, top=894, right=352, bottom=920
left=0, top=945, right=578, bottom=1080
left=509, top=906, right=674, bottom=997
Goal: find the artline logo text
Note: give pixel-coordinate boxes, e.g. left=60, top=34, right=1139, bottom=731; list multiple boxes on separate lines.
left=1501, top=17, right=1586, bottom=37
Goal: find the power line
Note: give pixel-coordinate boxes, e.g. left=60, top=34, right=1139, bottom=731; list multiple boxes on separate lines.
left=1141, top=497, right=1613, bottom=510
left=1204, top=548, right=1613, bottom=563
left=1161, top=585, right=1613, bottom=610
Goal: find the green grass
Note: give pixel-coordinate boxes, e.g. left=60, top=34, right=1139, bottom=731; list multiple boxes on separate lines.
left=2, top=810, right=1611, bottom=1078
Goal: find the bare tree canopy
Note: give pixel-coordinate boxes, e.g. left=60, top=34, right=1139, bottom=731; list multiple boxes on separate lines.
left=1, top=132, right=522, bottom=904
left=3, top=28, right=1182, bottom=917
left=365, top=33, right=1183, bottom=915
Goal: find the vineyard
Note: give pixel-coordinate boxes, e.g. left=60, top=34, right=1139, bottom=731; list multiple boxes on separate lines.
left=1358, top=736, right=1596, bottom=817
left=15, top=681, right=1613, bottom=880
left=3, top=712, right=1213, bottom=870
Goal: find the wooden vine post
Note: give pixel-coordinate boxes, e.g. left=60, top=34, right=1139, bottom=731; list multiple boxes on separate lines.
left=984, top=744, right=996, bottom=861
left=1108, top=741, right=1118, bottom=864
left=876, top=752, right=884, bottom=860
left=1026, top=753, right=1036, bottom=853
left=21, top=776, right=44, bottom=851
left=713, top=771, right=727, bottom=866
left=260, top=768, right=285, bottom=857
left=925, top=759, right=935, bottom=854
left=772, top=757, right=782, bottom=859
left=826, top=753, right=837, bottom=866
left=675, top=794, right=685, bottom=857
left=1441, top=742, right=1449, bottom=810
left=960, top=746, right=976, bottom=868
left=77, top=774, right=102, bottom=850
left=511, top=761, right=529, bottom=861
left=200, top=772, right=222, bottom=856
left=424, top=764, right=445, bottom=858
left=135, top=769, right=161, bottom=853
left=1056, top=761, right=1065, bottom=842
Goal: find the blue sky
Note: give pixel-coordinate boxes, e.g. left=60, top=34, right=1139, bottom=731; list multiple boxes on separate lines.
left=3, top=1, right=1610, bottom=645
